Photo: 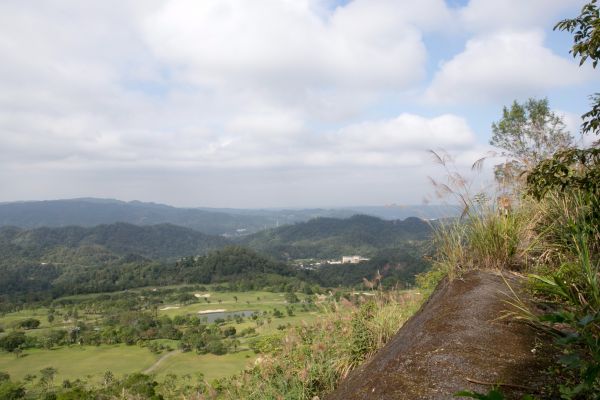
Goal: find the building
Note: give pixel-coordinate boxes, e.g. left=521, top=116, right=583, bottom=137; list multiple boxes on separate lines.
left=341, top=255, right=369, bottom=264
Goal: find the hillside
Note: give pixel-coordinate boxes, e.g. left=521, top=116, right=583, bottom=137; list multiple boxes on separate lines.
left=0, top=223, right=230, bottom=264
left=242, top=214, right=432, bottom=259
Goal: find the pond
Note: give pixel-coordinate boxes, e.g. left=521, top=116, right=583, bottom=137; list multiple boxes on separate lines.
left=197, top=310, right=257, bottom=323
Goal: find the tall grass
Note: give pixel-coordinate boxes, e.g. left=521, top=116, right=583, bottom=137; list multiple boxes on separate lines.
left=211, top=290, right=421, bottom=400
left=426, top=150, right=534, bottom=278
left=432, top=209, right=529, bottom=278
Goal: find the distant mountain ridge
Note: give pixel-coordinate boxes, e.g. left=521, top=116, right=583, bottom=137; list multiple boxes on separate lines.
left=0, top=199, right=275, bottom=235
left=0, top=198, right=456, bottom=236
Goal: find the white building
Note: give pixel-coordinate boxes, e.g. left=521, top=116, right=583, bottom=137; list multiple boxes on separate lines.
left=341, top=255, right=369, bottom=264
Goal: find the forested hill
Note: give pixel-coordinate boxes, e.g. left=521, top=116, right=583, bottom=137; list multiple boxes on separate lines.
left=242, top=215, right=432, bottom=259
left=0, top=223, right=230, bottom=264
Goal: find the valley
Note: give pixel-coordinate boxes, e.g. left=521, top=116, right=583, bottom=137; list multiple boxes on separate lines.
left=0, top=202, right=430, bottom=398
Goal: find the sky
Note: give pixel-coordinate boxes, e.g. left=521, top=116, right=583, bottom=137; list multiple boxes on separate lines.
left=0, top=0, right=596, bottom=208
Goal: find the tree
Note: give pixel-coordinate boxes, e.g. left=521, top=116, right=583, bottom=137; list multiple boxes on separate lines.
left=555, top=1, right=600, bottom=136
left=490, top=98, right=574, bottom=187
left=0, top=332, right=26, bottom=353
left=491, top=98, right=574, bottom=167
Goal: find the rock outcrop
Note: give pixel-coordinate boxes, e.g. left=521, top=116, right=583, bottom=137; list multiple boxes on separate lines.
left=327, top=271, right=556, bottom=400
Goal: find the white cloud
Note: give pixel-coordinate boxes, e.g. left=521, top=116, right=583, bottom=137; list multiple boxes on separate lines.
left=459, top=0, right=584, bottom=32
left=331, top=113, right=475, bottom=152
left=0, top=0, right=460, bottom=173
left=141, top=0, right=453, bottom=94
left=425, top=30, right=590, bottom=104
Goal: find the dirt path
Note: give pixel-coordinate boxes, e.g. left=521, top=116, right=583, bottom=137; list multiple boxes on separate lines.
left=326, top=271, right=557, bottom=400
left=143, top=350, right=181, bottom=375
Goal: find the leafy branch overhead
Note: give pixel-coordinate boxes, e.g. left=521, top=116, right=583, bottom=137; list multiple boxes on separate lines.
left=555, top=0, right=600, bottom=135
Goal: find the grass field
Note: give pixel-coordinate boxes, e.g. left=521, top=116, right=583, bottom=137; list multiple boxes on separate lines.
left=152, top=350, right=256, bottom=381
left=0, top=344, right=158, bottom=384
left=156, top=290, right=304, bottom=318
left=0, top=288, right=326, bottom=386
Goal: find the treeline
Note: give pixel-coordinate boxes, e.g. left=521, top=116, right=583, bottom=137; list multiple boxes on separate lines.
left=0, top=247, right=306, bottom=310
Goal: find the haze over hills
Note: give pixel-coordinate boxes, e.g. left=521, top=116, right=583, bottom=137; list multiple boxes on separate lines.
left=0, top=198, right=456, bottom=236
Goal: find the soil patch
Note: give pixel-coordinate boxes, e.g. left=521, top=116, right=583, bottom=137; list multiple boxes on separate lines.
left=326, top=270, right=557, bottom=400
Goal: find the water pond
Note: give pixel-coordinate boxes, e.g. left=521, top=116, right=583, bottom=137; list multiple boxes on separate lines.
left=198, top=310, right=257, bottom=323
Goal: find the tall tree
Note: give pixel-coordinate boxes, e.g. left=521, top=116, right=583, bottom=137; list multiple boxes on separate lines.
left=490, top=98, right=574, bottom=182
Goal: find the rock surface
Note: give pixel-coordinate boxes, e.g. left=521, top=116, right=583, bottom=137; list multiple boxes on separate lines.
left=326, top=270, right=556, bottom=400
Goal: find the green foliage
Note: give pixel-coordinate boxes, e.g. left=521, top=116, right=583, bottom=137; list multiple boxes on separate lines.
left=0, top=332, right=26, bottom=353
left=555, top=1, right=600, bottom=135
left=530, top=236, right=600, bottom=398
left=350, top=301, right=376, bottom=364
left=0, top=380, right=26, bottom=399
left=14, top=318, right=40, bottom=330
left=109, top=373, right=163, bottom=400
left=284, top=292, right=300, bottom=303
left=526, top=148, right=600, bottom=200
left=556, top=0, right=600, bottom=68
left=248, top=333, right=285, bottom=355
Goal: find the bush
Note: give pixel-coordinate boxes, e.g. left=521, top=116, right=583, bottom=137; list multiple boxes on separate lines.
left=0, top=380, right=25, bottom=399
left=0, top=332, right=26, bottom=352
left=15, top=318, right=40, bottom=330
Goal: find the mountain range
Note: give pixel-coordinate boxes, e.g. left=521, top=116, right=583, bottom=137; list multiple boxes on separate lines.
left=0, top=198, right=455, bottom=236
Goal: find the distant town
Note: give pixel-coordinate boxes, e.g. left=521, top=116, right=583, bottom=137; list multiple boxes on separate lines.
left=294, top=255, right=370, bottom=270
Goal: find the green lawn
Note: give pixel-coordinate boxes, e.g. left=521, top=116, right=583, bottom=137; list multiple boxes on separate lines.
left=151, top=350, right=256, bottom=381
left=157, top=290, right=300, bottom=318
left=0, top=344, right=158, bottom=384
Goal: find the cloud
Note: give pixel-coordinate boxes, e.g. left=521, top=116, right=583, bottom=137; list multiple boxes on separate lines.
left=322, top=114, right=477, bottom=166
left=141, top=0, right=454, bottom=94
left=0, top=0, right=460, bottom=172
left=459, top=0, right=584, bottom=32
left=424, top=30, right=590, bottom=104
left=0, top=0, right=591, bottom=206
